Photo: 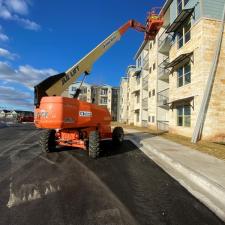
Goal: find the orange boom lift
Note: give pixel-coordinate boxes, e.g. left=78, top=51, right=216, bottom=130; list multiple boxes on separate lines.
left=34, top=9, right=163, bottom=158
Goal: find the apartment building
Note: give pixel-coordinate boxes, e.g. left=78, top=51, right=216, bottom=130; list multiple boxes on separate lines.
left=92, top=85, right=112, bottom=111
left=119, top=39, right=158, bottom=127
left=68, top=81, right=92, bottom=102
left=120, top=0, right=225, bottom=141
left=65, top=82, right=119, bottom=121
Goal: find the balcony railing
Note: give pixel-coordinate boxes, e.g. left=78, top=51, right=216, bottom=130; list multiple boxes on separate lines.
left=158, top=30, right=173, bottom=54
left=158, top=66, right=170, bottom=81
left=157, top=88, right=169, bottom=107
left=142, top=53, right=149, bottom=70
left=158, top=56, right=170, bottom=68
left=142, top=97, right=148, bottom=110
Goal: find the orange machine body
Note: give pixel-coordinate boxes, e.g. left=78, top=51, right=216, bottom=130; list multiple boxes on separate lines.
left=145, top=9, right=164, bottom=40
left=35, top=97, right=112, bottom=149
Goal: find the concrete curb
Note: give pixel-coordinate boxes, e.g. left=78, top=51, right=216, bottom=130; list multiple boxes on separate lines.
left=125, top=136, right=225, bottom=222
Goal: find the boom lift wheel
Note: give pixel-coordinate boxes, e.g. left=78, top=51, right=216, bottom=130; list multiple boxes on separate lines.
left=88, top=130, right=100, bottom=159
left=112, top=127, right=124, bottom=145
left=40, top=129, right=56, bottom=153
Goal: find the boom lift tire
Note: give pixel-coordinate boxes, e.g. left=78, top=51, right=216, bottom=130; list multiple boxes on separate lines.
left=112, top=127, right=124, bottom=146
left=40, top=129, right=56, bottom=153
left=88, top=130, right=100, bottom=159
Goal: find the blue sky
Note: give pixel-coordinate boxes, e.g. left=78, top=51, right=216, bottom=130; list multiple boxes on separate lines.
left=0, top=0, right=164, bottom=110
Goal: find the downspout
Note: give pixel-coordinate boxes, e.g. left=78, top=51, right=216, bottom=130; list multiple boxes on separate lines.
left=191, top=2, right=225, bottom=143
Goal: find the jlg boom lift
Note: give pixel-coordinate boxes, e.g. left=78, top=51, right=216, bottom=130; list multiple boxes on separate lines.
left=34, top=10, right=163, bottom=158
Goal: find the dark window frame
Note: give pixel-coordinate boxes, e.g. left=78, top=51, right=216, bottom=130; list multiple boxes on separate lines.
left=177, top=62, right=191, bottom=87
left=177, top=105, right=191, bottom=127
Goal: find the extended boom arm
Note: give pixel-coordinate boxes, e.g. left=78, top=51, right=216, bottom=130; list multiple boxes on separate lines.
left=34, top=17, right=161, bottom=106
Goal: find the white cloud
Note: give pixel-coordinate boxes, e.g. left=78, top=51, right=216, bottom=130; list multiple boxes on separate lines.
left=0, top=32, right=9, bottom=41
left=0, top=85, right=33, bottom=108
left=0, top=25, right=9, bottom=41
left=14, top=15, right=40, bottom=31
left=0, top=0, right=41, bottom=31
left=0, top=61, right=58, bottom=89
left=5, top=0, right=29, bottom=15
left=0, top=48, right=17, bottom=60
left=0, top=61, right=58, bottom=109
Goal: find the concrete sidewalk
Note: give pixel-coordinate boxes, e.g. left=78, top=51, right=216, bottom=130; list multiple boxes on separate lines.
left=124, top=128, right=225, bottom=222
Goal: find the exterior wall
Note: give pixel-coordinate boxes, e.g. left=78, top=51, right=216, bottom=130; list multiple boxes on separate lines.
left=127, top=66, right=138, bottom=126
left=168, top=16, right=225, bottom=141
left=119, top=77, right=128, bottom=123
left=170, top=0, right=201, bottom=24
left=148, top=40, right=158, bottom=129
left=111, top=87, right=120, bottom=121
left=203, top=0, right=225, bottom=20
left=200, top=18, right=225, bottom=141
left=169, top=18, right=205, bottom=137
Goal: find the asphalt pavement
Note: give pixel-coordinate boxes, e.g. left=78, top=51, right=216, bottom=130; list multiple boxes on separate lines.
left=0, top=123, right=224, bottom=225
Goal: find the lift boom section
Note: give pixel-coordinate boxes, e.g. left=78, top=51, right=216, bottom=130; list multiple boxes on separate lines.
left=34, top=13, right=163, bottom=106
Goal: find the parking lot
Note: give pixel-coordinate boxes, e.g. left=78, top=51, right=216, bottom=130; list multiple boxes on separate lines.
left=0, top=123, right=224, bottom=225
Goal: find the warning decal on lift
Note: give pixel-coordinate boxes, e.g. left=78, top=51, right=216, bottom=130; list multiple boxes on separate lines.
left=79, top=111, right=92, bottom=117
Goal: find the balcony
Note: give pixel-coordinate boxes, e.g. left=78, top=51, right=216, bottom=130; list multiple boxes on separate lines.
left=158, top=56, right=170, bottom=81
left=142, top=97, right=148, bottom=110
left=134, top=102, right=141, bottom=111
left=158, top=67, right=170, bottom=82
left=157, top=88, right=169, bottom=109
left=132, top=81, right=141, bottom=93
left=158, top=30, right=173, bottom=55
left=142, top=53, right=149, bottom=70
left=142, top=75, right=148, bottom=91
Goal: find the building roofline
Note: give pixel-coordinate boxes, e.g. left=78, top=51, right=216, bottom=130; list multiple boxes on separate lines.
left=126, top=65, right=136, bottom=74
left=134, top=40, right=148, bottom=60
left=134, top=0, right=172, bottom=60
left=160, top=0, right=173, bottom=16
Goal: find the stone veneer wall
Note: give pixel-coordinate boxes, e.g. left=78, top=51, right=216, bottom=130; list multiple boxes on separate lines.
left=168, top=18, right=225, bottom=141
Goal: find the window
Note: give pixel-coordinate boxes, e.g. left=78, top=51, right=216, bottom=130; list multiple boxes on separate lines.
left=149, top=67, right=152, bottom=74
left=177, top=18, right=191, bottom=49
left=152, top=89, right=155, bottom=96
left=100, top=97, right=108, bottom=104
left=184, top=0, right=190, bottom=6
left=148, top=116, right=151, bottom=122
left=72, top=87, right=76, bottom=92
left=150, top=43, right=152, bottom=49
left=101, top=88, right=108, bottom=95
left=153, top=63, right=156, bottom=70
left=177, top=105, right=191, bottom=127
left=149, top=91, right=151, bottom=98
left=177, top=0, right=190, bottom=14
left=81, top=87, right=87, bottom=94
left=177, top=62, right=191, bottom=87
left=152, top=116, right=155, bottom=123
left=177, top=0, right=182, bottom=15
